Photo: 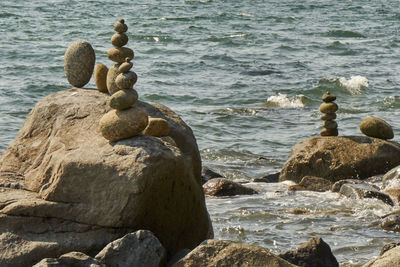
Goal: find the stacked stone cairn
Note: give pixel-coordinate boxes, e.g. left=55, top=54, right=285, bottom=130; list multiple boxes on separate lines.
left=319, top=92, right=338, bottom=136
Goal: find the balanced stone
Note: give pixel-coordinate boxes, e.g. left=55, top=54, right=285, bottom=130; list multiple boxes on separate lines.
left=320, top=128, right=338, bottom=136
left=142, top=118, right=170, bottom=137
left=319, top=102, right=338, bottom=114
left=109, top=89, right=138, bottom=110
left=323, top=120, right=338, bottom=129
left=119, top=58, right=133, bottom=73
left=115, top=71, right=137, bottom=90
left=322, top=92, right=336, bottom=103
left=106, top=64, right=121, bottom=95
left=360, top=117, right=394, bottom=140
left=107, top=47, right=134, bottom=63
left=99, top=106, right=149, bottom=142
left=320, top=113, right=336, bottom=120
left=111, top=33, right=128, bottom=47
left=94, top=64, right=108, bottom=93
left=114, top=19, right=128, bottom=33
left=64, top=41, right=95, bottom=88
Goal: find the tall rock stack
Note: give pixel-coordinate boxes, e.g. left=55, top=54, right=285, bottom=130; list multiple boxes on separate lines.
left=319, top=92, right=338, bottom=136
left=99, top=20, right=149, bottom=142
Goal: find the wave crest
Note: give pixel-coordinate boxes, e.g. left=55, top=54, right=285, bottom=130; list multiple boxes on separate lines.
left=266, top=93, right=305, bottom=108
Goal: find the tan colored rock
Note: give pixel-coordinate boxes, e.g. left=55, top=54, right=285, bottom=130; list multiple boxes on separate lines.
left=288, top=176, right=332, bottom=192
left=363, top=246, right=400, bottom=267
left=173, top=239, right=296, bottom=267
left=320, top=113, right=336, bottom=120
left=99, top=106, right=148, bottom=141
left=111, top=33, right=128, bottom=47
left=115, top=71, right=137, bottom=90
left=320, top=128, right=338, bottom=136
left=106, top=64, right=121, bottom=95
left=319, top=102, right=338, bottom=114
left=94, top=64, right=108, bottom=93
left=33, top=252, right=101, bottom=267
left=142, top=117, right=170, bottom=137
left=0, top=89, right=210, bottom=261
left=279, top=136, right=400, bottom=183
left=203, top=178, right=257, bottom=196
left=322, top=120, right=337, bottom=129
left=322, top=92, right=336, bottom=103
left=119, top=59, right=133, bottom=73
left=114, top=19, right=128, bottom=33
left=107, top=47, right=134, bottom=63
left=64, top=41, right=95, bottom=88
left=339, top=183, right=393, bottom=206
left=109, top=89, right=138, bottom=110
left=360, top=117, right=394, bottom=140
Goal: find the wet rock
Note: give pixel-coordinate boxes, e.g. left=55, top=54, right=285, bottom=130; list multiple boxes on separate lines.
left=33, top=252, right=100, bottom=267
left=107, top=47, right=134, bottom=63
left=331, top=179, right=369, bottom=192
left=95, top=230, right=166, bottom=267
left=251, top=172, right=280, bottom=183
left=94, top=64, right=108, bottom=93
left=203, top=178, right=257, bottom=196
left=108, top=88, right=138, bottom=110
left=173, top=239, right=296, bottom=267
left=380, top=242, right=400, bottom=256
left=142, top=117, right=170, bottom=137
left=201, top=166, right=224, bottom=184
left=319, top=102, right=338, bottom=114
left=339, top=183, right=393, bottom=206
left=383, top=188, right=400, bottom=204
left=279, top=237, right=338, bottom=267
left=64, top=41, right=95, bottom=88
left=279, top=136, right=400, bottom=183
left=363, top=245, right=400, bottom=267
left=382, top=165, right=400, bottom=189
left=106, top=64, right=121, bottom=95
left=380, top=215, right=400, bottom=232
left=111, top=32, right=128, bottom=47
left=360, top=117, right=394, bottom=140
left=288, top=176, right=332, bottom=192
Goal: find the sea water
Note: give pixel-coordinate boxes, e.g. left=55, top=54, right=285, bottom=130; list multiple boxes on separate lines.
left=1, top=0, right=400, bottom=265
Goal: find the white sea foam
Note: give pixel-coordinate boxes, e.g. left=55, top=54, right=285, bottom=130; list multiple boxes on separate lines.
left=338, top=75, right=369, bottom=95
left=266, top=93, right=305, bottom=108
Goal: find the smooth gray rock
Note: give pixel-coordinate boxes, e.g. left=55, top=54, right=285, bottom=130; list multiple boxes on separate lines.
left=64, top=41, right=95, bottom=88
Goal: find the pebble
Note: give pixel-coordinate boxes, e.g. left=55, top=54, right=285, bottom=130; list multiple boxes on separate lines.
left=94, top=64, right=108, bottom=93
left=360, top=116, right=394, bottom=140
left=319, top=102, right=338, bottom=114
left=118, top=58, right=133, bottom=73
left=111, top=33, right=128, bottom=47
left=114, top=19, right=128, bottom=33
left=115, top=71, right=137, bottom=90
left=107, top=47, right=134, bottom=63
left=142, top=117, right=170, bottom=137
left=108, top=89, right=138, bottom=110
left=322, top=92, right=336, bottom=103
left=64, top=41, right=95, bottom=88
left=99, top=106, right=149, bottom=142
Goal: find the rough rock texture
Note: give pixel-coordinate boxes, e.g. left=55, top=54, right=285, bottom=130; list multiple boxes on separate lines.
left=106, top=64, right=121, bottom=95
left=173, top=239, right=296, bottom=267
left=279, top=237, right=339, bottom=267
left=64, top=41, right=96, bottom=88
left=107, top=47, right=134, bottom=64
left=380, top=215, right=400, bottom=232
left=142, top=117, right=170, bottom=137
left=111, top=33, right=128, bottom=47
left=95, top=230, right=166, bottom=267
left=339, top=183, right=393, bottom=206
left=115, top=71, right=137, bottom=89
left=360, top=117, right=394, bottom=140
left=33, top=252, right=101, bottom=267
left=363, top=245, right=400, bottom=267
left=108, top=89, right=138, bottom=110
left=201, top=166, right=224, bottom=184
left=252, top=172, right=280, bottom=183
left=382, top=166, right=400, bottom=201
left=203, top=178, right=258, bottom=196
left=279, top=136, right=400, bottom=183
left=288, top=176, right=332, bottom=192
left=94, top=64, right=108, bottom=93
left=0, top=88, right=211, bottom=264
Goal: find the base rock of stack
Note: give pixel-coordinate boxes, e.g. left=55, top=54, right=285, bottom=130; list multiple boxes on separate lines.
left=0, top=88, right=211, bottom=265
left=279, top=136, right=400, bottom=183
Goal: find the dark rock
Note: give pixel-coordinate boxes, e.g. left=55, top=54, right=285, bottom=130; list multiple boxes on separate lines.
left=339, top=184, right=393, bottom=206
left=380, top=215, right=400, bottom=232
left=331, top=179, right=379, bottom=193
left=288, top=176, right=332, bottom=192
left=201, top=166, right=224, bottom=184
left=251, top=172, right=280, bottom=183
left=279, top=237, right=338, bottom=267
left=33, top=252, right=100, bottom=267
left=203, top=178, right=258, bottom=196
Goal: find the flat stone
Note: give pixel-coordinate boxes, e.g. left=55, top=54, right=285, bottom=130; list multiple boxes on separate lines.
left=323, top=120, right=338, bottom=129
left=111, top=33, right=128, bottom=47
left=320, top=128, right=338, bottom=136
left=94, top=64, right=108, bottom=93
left=320, top=113, right=336, bottom=120
left=322, top=92, right=336, bottom=103
left=360, top=116, right=394, bottom=140
left=288, top=176, right=332, bottom=192
left=109, top=89, right=138, bottom=110
left=99, top=106, right=148, bottom=142
left=115, top=71, right=137, bottom=90
left=107, top=47, right=134, bottom=63
left=64, top=41, right=95, bottom=88
left=319, top=102, right=338, bottom=114
left=142, top=117, right=170, bottom=137
left=106, top=64, right=121, bottom=95
left=203, top=178, right=257, bottom=197
left=251, top=172, right=280, bottom=183
left=114, top=19, right=128, bottom=33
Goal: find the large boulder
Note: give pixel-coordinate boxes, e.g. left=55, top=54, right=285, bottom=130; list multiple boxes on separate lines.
left=279, top=136, right=400, bottom=183
left=363, top=245, right=400, bottom=267
left=172, top=239, right=296, bottom=267
left=0, top=88, right=211, bottom=265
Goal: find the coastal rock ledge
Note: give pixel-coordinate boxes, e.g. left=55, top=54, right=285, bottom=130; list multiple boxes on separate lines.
left=279, top=136, right=400, bottom=183
left=0, top=88, right=212, bottom=266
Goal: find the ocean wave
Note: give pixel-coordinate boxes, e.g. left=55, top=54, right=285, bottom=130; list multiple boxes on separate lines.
left=318, top=76, right=369, bottom=95
left=265, top=93, right=306, bottom=108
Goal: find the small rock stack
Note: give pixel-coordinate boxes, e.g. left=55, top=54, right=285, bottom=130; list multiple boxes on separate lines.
left=319, top=92, right=338, bottom=136
left=99, top=20, right=149, bottom=142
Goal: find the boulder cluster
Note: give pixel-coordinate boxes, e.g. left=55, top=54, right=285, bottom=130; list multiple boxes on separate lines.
left=319, top=92, right=338, bottom=136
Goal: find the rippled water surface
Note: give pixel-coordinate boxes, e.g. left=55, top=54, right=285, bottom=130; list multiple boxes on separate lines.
left=1, top=0, right=400, bottom=265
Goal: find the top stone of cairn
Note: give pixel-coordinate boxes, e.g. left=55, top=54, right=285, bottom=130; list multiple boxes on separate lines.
left=114, top=19, right=128, bottom=33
